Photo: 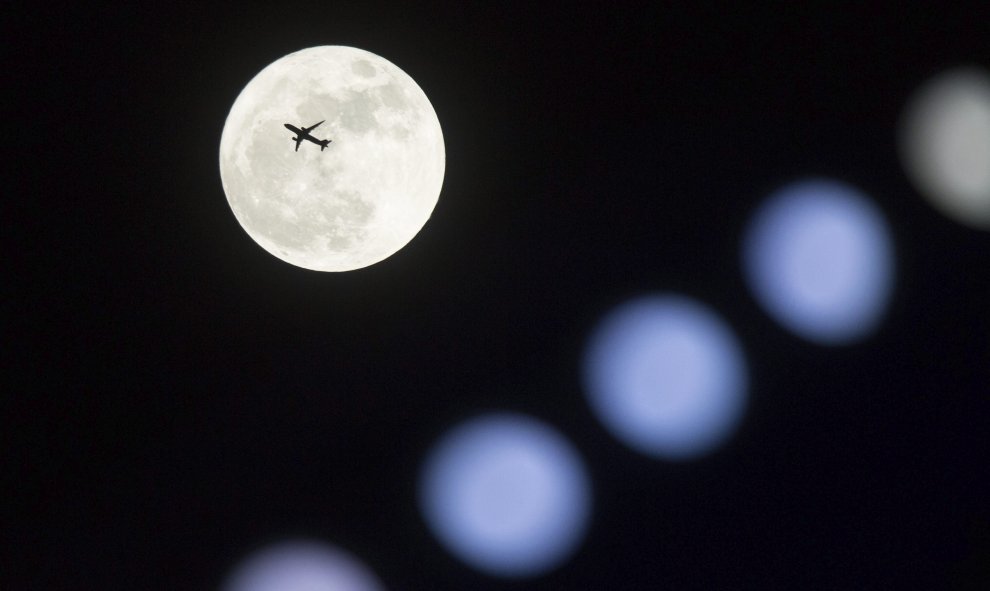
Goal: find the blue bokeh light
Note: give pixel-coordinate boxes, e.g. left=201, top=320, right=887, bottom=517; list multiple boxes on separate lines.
left=583, top=295, right=748, bottom=460
left=742, top=178, right=895, bottom=345
left=221, top=540, right=385, bottom=591
left=418, top=413, right=592, bottom=578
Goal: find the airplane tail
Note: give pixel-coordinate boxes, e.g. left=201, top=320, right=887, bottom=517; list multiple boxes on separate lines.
left=320, top=139, right=332, bottom=151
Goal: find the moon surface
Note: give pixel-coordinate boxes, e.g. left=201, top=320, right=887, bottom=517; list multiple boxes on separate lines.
left=219, top=46, right=445, bottom=271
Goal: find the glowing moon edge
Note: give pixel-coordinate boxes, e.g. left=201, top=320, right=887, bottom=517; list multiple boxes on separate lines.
left=219, top=45, right=445, bottom=271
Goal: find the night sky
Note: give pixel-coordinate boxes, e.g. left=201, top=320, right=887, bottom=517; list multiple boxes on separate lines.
left=8, top=3, right=990, bottom=589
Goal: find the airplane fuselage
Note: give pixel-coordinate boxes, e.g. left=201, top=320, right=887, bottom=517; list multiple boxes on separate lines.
left=284, top=122, right=331, bottom=152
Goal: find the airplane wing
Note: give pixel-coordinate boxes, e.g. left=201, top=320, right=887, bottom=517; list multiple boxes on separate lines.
left=302, top=120, right=325, bottom=133
left=294, top=136, right=304, bottom=151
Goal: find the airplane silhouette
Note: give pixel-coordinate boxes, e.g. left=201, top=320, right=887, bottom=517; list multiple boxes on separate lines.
left=283, top=120, right=332, bottom=152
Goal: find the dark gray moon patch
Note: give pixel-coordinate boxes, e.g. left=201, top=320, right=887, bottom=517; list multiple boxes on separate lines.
left=351, top=59, right=377, bottom=78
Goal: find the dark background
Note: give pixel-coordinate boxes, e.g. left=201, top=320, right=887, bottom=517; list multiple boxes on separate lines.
left=6, top=3, right=990, bottom=589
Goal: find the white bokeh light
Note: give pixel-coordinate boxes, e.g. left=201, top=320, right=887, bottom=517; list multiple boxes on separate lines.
left=418, top=413, right=592, bottom=578
left=582, top=295, right=748, bottom=460
left=900, top=66, right=990, bottom=229
left=742, top=179, right=895, bottom=345
left=221, top=540, right=385, bottom=591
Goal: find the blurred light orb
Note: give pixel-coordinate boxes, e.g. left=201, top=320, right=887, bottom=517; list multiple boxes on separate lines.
left=418, top=413, right=591, bottom=578
left=900, top=66, right=990, bottom=229
left=742, top=179, right=894, bottom=345
left=221, top=540, right=385, bottom=591
left=583, top=295, right=748, bottom=460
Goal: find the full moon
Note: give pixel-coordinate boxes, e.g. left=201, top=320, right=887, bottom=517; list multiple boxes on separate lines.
left=219, top=46, right=445, bottom=271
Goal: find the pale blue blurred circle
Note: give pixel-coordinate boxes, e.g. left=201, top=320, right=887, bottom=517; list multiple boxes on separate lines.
left=583, top=295, right=748, bottom=460
left=742, top=178, right=895, bottom=345
left=418, top=413, right=592, bottom=578
left=221, top=539, right=385, bottom=591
